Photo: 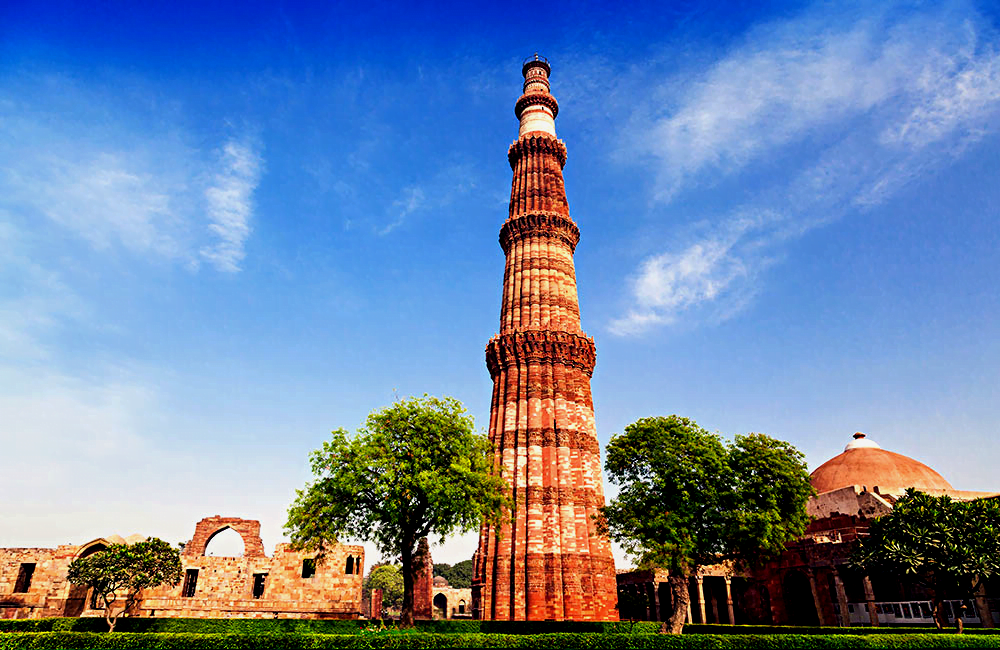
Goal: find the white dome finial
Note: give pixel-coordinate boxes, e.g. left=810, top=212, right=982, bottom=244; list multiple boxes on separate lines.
left=845, top=431, right=881, bottom=451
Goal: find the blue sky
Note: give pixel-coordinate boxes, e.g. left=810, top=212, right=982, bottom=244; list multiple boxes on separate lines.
left=3, top=0, right=1000, bottom=568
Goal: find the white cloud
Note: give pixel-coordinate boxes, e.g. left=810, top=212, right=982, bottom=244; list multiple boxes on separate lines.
left=0, top=74, right=264, bottom=272
left=200, top=140, right=263, bottom=272
left=611, top=2, right=1000, bottom=335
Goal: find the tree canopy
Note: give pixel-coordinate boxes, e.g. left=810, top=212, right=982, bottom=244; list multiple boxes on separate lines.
left=66, top=537, right=182, bottom=632
left=853, top=488, right=1000, bottom=628
left=433, top=559, right=473, bottom=589
left=285, top=395, right=509, bottom=626
left=601, top=415, right=813, bottom=633
left=364, top=564, right=404, bottom=616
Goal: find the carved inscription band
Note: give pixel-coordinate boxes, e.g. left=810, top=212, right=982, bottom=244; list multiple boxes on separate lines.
left=511, top=485, right=605, bottom=508
left=499, top=212, right=581, bottom=254
left=496, top=427, right=602, bottom=455
left=486, top=330, right=596, bottom=378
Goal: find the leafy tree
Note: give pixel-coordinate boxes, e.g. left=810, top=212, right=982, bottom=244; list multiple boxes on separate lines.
left=66, top=537, right=182, bottom=632
left=364, top=564, right=405, bottom=616
left=601, top=415, right=813, bottom=634
left=852, top=489, right=1000, bottom=629
left=285, top=395, right=509, bottom=626
left=433, top=559, right=473, bottom=589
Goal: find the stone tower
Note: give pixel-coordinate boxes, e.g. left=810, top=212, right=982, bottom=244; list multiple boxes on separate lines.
left=471, top=56, right=618, bottom=621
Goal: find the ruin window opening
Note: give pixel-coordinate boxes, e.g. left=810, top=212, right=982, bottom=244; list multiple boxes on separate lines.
left=13, top=563, right=35, bottom=593
left=182, top=569, right=199, bottom=597
left=345, top=556, right=354, bottom=575
left=302, top=558, right=316, bottom=579
left=458, top=599, right=466, bottom=614
left=89, top=587, right=101, bottom=609
left=252, top=573, right=268, bottom=599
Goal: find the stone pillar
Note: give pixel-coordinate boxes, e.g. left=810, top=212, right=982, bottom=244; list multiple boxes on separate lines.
left=686, top=599, right=692, bottom=624
left=724, top=577, right=735, bottom=625
left=695, top=576, right=706, bottom=624
left=833, top=569, right=851, bottom=627
left=413, top=538, right=433, bottom=620
left=806, top=569, right=826, bottom=626
left=862, top=576, right=879, bottom=627
left=371, top=588, right=384, bottom=620
left=651, top=581, right=660, bottom=622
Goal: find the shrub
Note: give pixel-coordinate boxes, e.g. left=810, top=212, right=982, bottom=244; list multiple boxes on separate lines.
left=4, top=633, right=1000, bottom=649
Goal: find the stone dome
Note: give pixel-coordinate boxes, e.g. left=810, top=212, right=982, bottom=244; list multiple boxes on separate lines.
left=810, top=432, right=953, bottom=494
left=433, top=575, right=449, bottom=587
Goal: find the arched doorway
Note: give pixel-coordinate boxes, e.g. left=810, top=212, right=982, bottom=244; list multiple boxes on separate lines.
left=782, top=571, right=819, bottom=625
left=433, top=593, right=448, bottom=619
left=64, top=542, right=109, bottom=616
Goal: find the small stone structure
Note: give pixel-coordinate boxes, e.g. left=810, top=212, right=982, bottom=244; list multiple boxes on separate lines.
left=432, top=576, right=472, bottom=619
left=0, top=516, right=364, bottom=620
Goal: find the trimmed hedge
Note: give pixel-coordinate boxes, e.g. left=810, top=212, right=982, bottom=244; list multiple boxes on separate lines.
left=0, top=617, right=661, bottom=635
left=685, top=624, right=1000, bottom=635
left=3, top=632, right=1000, bottom=649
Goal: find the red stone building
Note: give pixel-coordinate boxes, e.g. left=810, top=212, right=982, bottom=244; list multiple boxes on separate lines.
left=615, top=433, right=1000, bottom=627
left=471, top=56, right=618, bottom=621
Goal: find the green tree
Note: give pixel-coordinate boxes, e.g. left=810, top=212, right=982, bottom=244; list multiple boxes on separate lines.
left=66, top=537, right=182, bottom=632
left=433, top=559, right=474, bottom=589
left=852, top=489, right=1000, bottom=630
left=601, top=415, right=813, bottom=633
left=364, top=564, right=405, bottom=617
left=285, top=395, right=509, bottom=626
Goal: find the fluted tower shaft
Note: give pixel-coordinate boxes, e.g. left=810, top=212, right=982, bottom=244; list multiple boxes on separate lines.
left=472, top=57, right=618, bottom=622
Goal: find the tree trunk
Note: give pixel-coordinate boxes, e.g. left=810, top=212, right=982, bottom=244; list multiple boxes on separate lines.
left=102, top=592, right=119, bottom=632
left=974, top=580, right=995, bottom=628
left=660, top=573, right=690, bottom=634
left=931, top=596, right=945, bottom=630
left=399, top=542, right=415, bottom=627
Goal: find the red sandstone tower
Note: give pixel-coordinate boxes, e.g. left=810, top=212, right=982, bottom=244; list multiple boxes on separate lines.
left=471, top=56, right=618, bottom=622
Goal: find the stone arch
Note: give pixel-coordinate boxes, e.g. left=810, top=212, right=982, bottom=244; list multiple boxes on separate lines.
left=182, top=516, right=266, bottom=558
left=203, top=527, right=245, bottom=557
left=75, top=540, right=110, bottom=559
left=433, top=592, right=448, bottom=618
left=458, top=598, right=466, bottom=615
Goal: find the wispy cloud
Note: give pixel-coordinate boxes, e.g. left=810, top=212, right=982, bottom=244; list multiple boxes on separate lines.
left=0, top=74, right=263, bottom=272
left=379, top=186, right=426, bottom=236
left=201, top=139, right=263, bottom=272
left=611, top=2, right=1000, bottom=335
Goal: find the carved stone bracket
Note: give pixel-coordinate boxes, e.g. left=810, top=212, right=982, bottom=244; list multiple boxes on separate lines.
left=508, top=133, right=568, bottom=169
left=514, top=92, right=560, bottom=120
left=500, top=212, right=580, bottom=254
left=486, top=330, right=596, bottom=378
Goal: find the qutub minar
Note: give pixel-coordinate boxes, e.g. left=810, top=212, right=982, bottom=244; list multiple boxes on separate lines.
left=471, top=56, right=619, bottom=621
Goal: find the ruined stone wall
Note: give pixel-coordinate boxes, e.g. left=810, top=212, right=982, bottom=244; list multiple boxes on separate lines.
left=0, top=517, right=364, bottom=620
left=140, top=542, right=364, bottom=619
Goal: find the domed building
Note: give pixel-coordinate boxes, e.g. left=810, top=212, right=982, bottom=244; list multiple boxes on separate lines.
left=810, top=432, right=953, bottom=494
left=616, top=432, right=1000, bottom=628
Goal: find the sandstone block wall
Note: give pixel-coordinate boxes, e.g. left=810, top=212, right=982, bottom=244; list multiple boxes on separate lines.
left=0, top=516, right=364, bottom=620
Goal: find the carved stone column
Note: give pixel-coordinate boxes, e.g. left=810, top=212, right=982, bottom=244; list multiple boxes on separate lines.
left=833, top=569, right=851, bottom=627
left=862, top=576, right=879, bottom=627
left=724, top=577, right=735, bottom=625
left=695, top=576, right=706, bottom=624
